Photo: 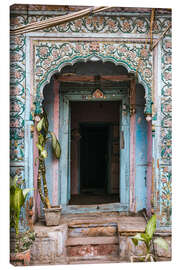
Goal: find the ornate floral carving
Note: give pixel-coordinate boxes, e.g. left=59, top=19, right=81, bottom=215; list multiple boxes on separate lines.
left=9, top=10, right=172, bottom=229
left=34, top=40, right=153, bottom=114
left=10, top=14, right=171, bottom=36
left=158, top=33, right=172, bottom=226
left=160, top=128, right=172, bottom=163
left=10, top=35, right=26, bottom=162
left=159, top=166, right=172, bottom=226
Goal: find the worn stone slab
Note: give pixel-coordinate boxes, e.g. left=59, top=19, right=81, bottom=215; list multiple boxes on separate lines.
left=118, top=216, right=146, bottom=233
left=119, top=235, right=147, bottom=259
left=67, top=244, right=119, bottom=257
left=154, top=236, right=172, bottom=258
left=68, top=255, right=121, bottom=264
left=31, top=238, right=56, bottom=264
left=31, top=222, right=68, bottom=264
left=34, top=222, right=67, bottom=235
left=67, top=236, right=118, bottom=246
left=69, top=226, right=117, bottom=237
left=68, top=222, right=117, bottom=228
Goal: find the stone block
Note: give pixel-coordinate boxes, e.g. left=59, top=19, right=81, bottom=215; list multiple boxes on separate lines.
left=69, top=226, right=117, bottom=237
left=119, top=235, right=147, bottom=259
left=31, top=238, right=56, bottom=264
left=154, top=236, right=171, bottom=258
left=67, top=244, right=119, bottom=257
left=31, top=224, right=68, bottom=265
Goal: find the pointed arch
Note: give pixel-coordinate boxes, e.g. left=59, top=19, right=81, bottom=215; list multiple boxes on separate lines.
left=33, top=40, right=153, bottom=115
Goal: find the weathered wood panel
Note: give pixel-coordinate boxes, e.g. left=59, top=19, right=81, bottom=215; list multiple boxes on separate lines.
left=135, top=84, right=148, bottom=212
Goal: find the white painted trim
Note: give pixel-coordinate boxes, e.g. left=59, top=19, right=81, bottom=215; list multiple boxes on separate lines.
left=26, top=31, right=163, bottom=40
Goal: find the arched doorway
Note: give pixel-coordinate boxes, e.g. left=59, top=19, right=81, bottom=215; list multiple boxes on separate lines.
left=41, top=60, right=149, bottom=213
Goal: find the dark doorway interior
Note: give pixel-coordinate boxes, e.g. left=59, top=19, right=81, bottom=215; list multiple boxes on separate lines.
left=80, top=124, right=108, bottom=193
left=69, top=123, right=119, bottom=205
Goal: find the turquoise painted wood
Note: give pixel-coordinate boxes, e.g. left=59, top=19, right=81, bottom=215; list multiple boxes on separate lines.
left=60, top=97, right=70, bottom=205
left=59, top=90, right=130, bottom=213
left=135, top=84, right=148, bottom=211
left=67, top=104, right=71, bottom=202
left=41, top=85, right=148, bottom=214
left=120, top=96, right=130, bottom=208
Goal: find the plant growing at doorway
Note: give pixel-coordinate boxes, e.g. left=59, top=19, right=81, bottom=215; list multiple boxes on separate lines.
left=10, top=175, right=33, bottom=235
left=131, top=214, right=169, bottom=262
left=10, top=175, right=35, bottom=266
left=35, top=109, right=61, bottom=209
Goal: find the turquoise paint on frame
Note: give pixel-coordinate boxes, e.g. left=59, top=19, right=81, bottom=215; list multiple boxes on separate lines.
left=135, top=84, right=148, bottom=211
left=58, top=91, right=130, bottom=212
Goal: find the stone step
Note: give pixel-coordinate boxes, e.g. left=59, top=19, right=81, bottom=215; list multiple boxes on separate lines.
left=67, top=236, right=118, bottom=246
left=68, top=224, right=117, bottom=237
left=68, top=255, right=121, bottom=264
left=67, top=243, right=119, bottom=257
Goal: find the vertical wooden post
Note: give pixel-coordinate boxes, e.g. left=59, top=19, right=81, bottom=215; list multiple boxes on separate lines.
left=129, top=79, right=136, bottom=212
left=147, top=121, right=152, bottom=216
left=60, top=97, right=70, bottom=205
left=52, top=79, right=60, bottom=205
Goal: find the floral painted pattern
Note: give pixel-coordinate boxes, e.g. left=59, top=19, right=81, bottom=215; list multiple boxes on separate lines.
left=10, top=14, right=171, bottom=35
left=10, top=34, right=26, bottom=162
left=9, top=10, right=172, bottom=228
left=159, top=32, right=172, bottom=226
left=159, top=166, right=172, bottom=226
left=34, top=40, right=153, bottom=114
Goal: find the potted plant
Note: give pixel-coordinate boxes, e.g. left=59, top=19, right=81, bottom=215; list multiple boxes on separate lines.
left=10, top=175, right=35, bottom=266
left=35, top=109, right=61, bottom=226
left=130, top=214, right=169, bottom=262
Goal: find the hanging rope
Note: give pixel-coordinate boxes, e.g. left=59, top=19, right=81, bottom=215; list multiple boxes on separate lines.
left=10, top=6, right=111, bottom=35
left=150, top=8, right=155, bottom=50
left=151, top=22, right=171, bottom=50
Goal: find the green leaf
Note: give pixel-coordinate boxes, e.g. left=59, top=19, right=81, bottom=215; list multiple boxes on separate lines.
left=132, top=237, right=138, bottom=246
left=37, top=117, right=44, bottom=132
left=145, top=214, right=156, bottom=239
left=22, top=188, right=34, bottom=201
left=10, top=186, right=16, bottom=210
left=154, top=237, right=169, bottom=251
left=50, top=132, right=57, bottom=149
left=36, top=143, right=43, bottom=152
left=10, top=175, right=18, bottom=187
left=132, top=233, right=146, bottom=244
left=49, top=132, right=61, bottom=159
left=38, top=133, right=45, bottom=145
left=13, top=188, right=25, bottom=213
left=41, top=149, right=48, bottom=159
left=54, top=140, right=61, bottom=159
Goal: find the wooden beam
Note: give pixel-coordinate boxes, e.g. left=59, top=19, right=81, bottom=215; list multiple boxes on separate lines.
left=55, top=74, right=133, bottom=82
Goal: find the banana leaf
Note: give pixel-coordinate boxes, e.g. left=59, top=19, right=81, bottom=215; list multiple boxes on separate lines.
left=37, top=117, right=44, bottom=132
left=10, top=175, right=18, bottom=188
left=41, top=149, right=48, bottom=159
left=145, top=214, right=156, bottom=239
left=49, top=132, right=61, bottom=159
